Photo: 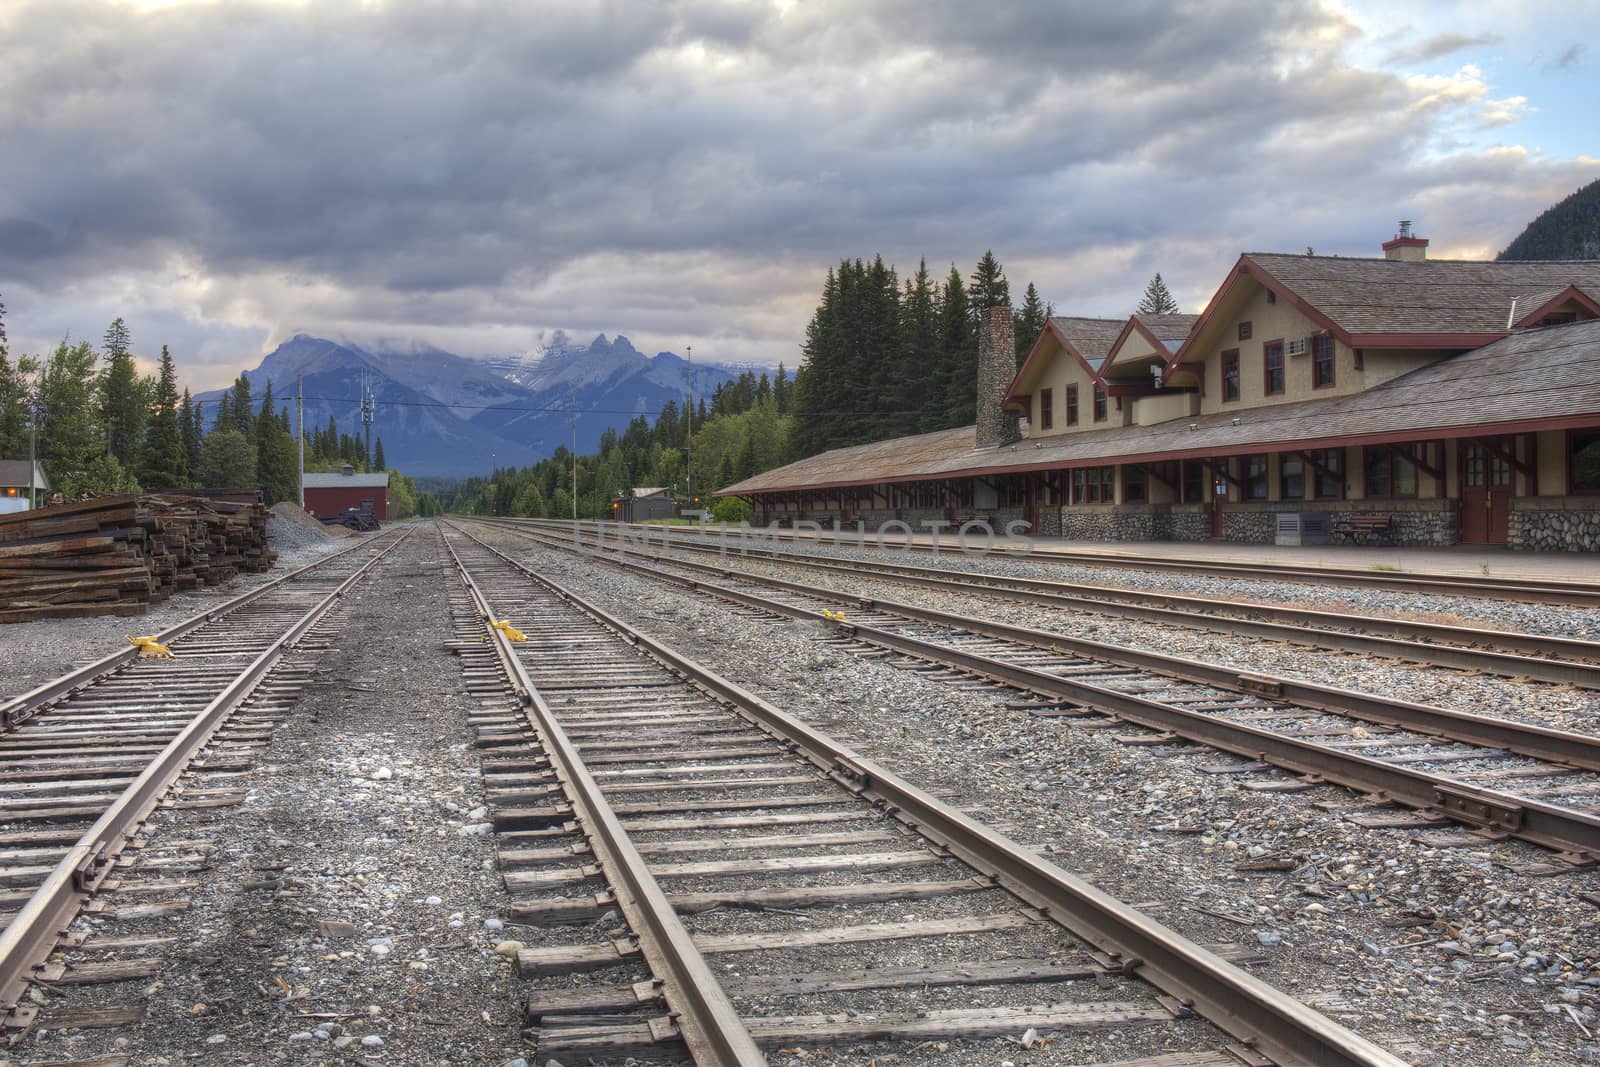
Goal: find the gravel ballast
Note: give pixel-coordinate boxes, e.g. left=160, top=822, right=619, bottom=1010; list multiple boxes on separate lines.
left=6, top=528, right=530, bottom=1066
left=475, top=525, right=1600, bottom=1067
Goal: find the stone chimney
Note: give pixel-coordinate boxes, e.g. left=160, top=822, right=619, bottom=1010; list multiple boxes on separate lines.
left=976, top=306, right=1020, bottom=449
left=1382, top=219, right=1429, bottom=261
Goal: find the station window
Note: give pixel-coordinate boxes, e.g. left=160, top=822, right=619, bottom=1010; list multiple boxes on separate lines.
left=1311, top=448, right=1344, bottom=499
left=1221, top=350, right=1240, bottom=402
left=1571, top=430, right=1600, bottom=493
left=1038, top=387, right=1053, bottom=430
left=1066, top=384, right=1079, bottom=425
left=1238, top=321, right=1252, bottom=340
left=1279, top=454, right=1304, bottom=499
left=1363, top=447, right=1417, bottom=498
left=1122, top=465, right=1147, bottom=503
left=1092, top=383, right=1108, bottom=422
left=1181, top=460, right=1206, bottom=504
left=1263, top=340, right=1285, bottom=396
left=1071, top=466, right=1116, bottom=504
left=1312, top=335, right=1336, bottom=388
left=1244, top=455, right=1269, bottom=500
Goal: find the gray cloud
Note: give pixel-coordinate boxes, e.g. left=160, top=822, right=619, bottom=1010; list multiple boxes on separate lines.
left=1549, top=43, right=1586, bottom=70
left=1384, top=31, right=1503, bottom=65
left=0, top=0, right=1587, bottom=391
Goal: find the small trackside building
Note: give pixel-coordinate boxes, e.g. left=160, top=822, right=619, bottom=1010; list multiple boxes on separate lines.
left=0, top=461, right=48, bottom=515
left=720, top=228, right=1600, bottom=552
left=303, top=465, right=390, bottom=522
left=612, top=487, right=675, bottom=522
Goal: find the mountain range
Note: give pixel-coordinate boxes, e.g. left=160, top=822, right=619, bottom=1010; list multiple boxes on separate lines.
left=196, top=332, right=741, bottom=477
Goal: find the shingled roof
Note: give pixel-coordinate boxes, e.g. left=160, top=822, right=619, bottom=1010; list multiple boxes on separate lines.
left=1245, top=253, right=1600, bottom=338
left=1049, top=316, right=1127, bottom=369
left=723, top=319, right=1600, bottom=496
left=1135, top=313, right=1199, bottom=351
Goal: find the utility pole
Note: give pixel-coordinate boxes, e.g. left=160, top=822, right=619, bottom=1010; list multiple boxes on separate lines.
left=685, top=343, right=693, bottom=509
left=27, top=394, right=39, bottom=510
left=360, top=372, right=374, bottom=471
left=570, top=383, right=578, bottom=521
left=296, top=374, right=305, bottom=508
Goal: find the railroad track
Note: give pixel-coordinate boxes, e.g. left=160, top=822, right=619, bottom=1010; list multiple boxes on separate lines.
left=0, top=528, right=409, bottom=1030
left=558, top=517, right=1600, bottom=608
left=458, top=518, right=1600, bottom=865
left=440, top=524, right=1406, bottom=1067
left=495, top=517, right=1600, bottom=689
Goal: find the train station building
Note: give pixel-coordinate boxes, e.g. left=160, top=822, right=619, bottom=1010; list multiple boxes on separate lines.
left=721, top=228, right=1600, bottom=551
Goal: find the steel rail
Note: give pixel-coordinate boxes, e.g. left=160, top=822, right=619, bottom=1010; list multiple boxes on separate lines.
left=440, top=531, right=764, bottom=1067
left=491, top=517, right=1600, bottom=688
left=556, top=517, right=1600, bottom=607
left=482, top=520, right=1600, bottom=775
left=458, top=519, right=1600, bottom=859
left=1, top=530, right=400, bottom=732
left=0, top=529, right=410, bottom=1027
left=445, top=521, right=1408, bottom=1067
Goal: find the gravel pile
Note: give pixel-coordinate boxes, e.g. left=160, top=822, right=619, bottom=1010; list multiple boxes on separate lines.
left=489, top=531, right=1600, bottom=1067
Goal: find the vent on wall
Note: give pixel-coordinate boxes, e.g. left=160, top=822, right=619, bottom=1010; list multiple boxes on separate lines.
left=1286, top=338, right=1308, bottom=356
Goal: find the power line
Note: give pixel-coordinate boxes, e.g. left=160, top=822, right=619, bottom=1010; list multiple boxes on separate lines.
left=287, top=393, right=929, bottom=419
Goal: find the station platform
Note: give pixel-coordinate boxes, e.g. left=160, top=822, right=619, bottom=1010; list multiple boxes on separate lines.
left=662, top=523, right=1600, bottom=583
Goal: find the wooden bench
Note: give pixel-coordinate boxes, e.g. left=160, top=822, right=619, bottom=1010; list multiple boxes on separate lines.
left=1332, top=514, right=1393, bottom=545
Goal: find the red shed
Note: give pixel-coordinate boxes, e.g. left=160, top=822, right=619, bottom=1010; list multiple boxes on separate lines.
left=303, top=466, right=390, bottom=522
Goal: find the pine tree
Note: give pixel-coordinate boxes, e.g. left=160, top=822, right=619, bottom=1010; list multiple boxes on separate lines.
left=100, top=317, right=145, bottom=465
left=0, top=352, right=29, bottom=459
left=198, top=425, right=257, bottom=488
left=0, top=295, right=37, bottom=458
left=39, top=340, right=139, bottom=495
left=938, top=265, right=976, bottom=428
left=181, top=394, right=204, bottom=476
left=373, top=436, right=386, bottom=470
left=138, top=345, right=187, bottom=488
left=229, top=374, right=254, bottom=436
left=1013, top=282, right=1050, bottom=367
left=1137, top=273, right=1180, bottom=315
left=253, top=384, right=297, bottom=505
left=899, top=259, right=939, bottom=434
left=967, top=251, right=1010, bottom=328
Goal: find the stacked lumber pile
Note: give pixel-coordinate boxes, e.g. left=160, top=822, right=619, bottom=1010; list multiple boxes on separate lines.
left=0, top=492, right=278, bottom=623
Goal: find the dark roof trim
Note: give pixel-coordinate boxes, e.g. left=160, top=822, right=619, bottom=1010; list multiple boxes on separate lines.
left=1004, top=319, right=1108, bottom=408
left=1100, top=315, right=1175, bottom=379
left=1516, top=285, right=1600, bottom=327
left=1347, top=332, right=1507, bottom=349
left=1166, top=256, right=1348, bottom=381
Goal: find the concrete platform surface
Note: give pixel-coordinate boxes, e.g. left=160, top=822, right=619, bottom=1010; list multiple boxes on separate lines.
left=657, top=523, right=1600, bottom=583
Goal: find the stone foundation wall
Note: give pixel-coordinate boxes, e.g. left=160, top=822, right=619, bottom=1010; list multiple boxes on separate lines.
left=1220, top=506, right=1276, bottom=544
left=1167, top=506, right=1211, bottom=542
left=1058, top=506, right=1158, bottom=542
left=1323, top=499, right=1456, bottom=547
left=1509, top=497, right=1600, bottom=552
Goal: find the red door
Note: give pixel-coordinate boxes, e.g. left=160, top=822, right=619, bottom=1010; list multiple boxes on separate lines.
left=1459, top=443, right=1512, bottom=544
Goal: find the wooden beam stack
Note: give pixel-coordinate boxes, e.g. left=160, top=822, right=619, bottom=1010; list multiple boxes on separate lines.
left=0, top=492, right=279, bottom=623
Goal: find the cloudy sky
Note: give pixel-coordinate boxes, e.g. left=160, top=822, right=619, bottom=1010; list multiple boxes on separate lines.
left=1, top=0, right=1596, bottom=390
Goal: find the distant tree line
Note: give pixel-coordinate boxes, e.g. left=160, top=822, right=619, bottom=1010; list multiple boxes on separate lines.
left=0, top=299, right=423, bottom=516
left=443, top=367, right=793, bottom=522
left=791, top=251, right=1052, bottom=458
